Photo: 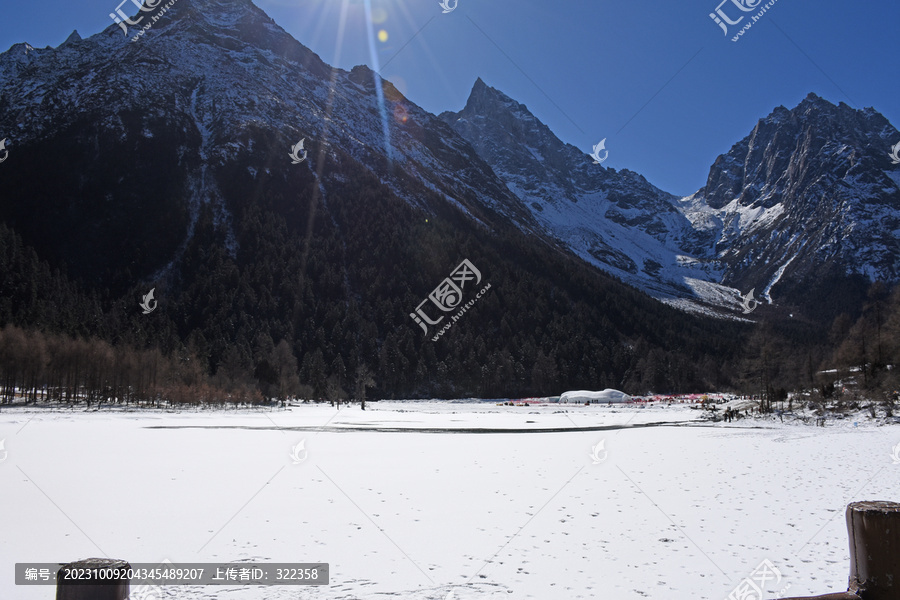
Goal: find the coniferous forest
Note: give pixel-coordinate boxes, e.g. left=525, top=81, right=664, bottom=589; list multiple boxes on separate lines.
left=0, top=156, right=749, bottom=406
left=0, top=78, right=894, bottom=407
left=2, top=160, right=895, bottom=408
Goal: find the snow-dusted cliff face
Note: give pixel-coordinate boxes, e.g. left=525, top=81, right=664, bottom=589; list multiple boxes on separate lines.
left=686, top=93, right=900, bottom=293
left=439, top=80, right=731, bottom=315
left=442, top=83, right=900, bottom=316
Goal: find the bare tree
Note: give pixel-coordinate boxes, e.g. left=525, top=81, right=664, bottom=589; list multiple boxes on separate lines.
left=272, top=340, right=301, bottom=406
left=326, top=374, right=347, bottom=408
left=354, top=364, right=376, bottom=410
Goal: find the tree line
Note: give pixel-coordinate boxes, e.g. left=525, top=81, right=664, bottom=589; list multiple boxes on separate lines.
left=736, top=280, right=900, bottom=413
left=1, top=157, right=748, bottom=403
left=0, top=324, right=256, bottom=408
left=0, top=323, right=381, bottom=408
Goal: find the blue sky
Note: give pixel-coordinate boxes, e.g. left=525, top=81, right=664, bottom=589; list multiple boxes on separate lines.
left=1, top=0, right=898, bottom=196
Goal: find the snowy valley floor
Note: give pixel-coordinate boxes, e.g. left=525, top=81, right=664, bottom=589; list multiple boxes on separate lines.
left=1, top=400, right=899, bottom=600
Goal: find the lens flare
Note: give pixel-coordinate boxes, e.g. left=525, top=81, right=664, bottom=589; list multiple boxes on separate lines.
left=393, top=104, right=409, bottom=124
left=377, top=29, right=388, bottom=43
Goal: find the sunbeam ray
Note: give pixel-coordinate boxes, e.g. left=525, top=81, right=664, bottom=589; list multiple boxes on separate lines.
left=363, top=0, right=393, bottom=164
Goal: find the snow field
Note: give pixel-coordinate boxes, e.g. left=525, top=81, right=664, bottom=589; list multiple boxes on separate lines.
left=1, top=401, right=898, bottom=599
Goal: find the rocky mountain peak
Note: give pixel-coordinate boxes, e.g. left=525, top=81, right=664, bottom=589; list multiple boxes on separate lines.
left=685, top=92, right=900, bottom=298
left=453, top=78, right=535, bottom=128
left=61, top=30, right=82, bottom=46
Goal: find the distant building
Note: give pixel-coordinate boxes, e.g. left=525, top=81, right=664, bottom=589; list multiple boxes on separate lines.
left=559, top=389, right=631, bottom=404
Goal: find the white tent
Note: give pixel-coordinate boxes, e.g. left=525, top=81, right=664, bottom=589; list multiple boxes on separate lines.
left=559, top=389, right=631, bottom=404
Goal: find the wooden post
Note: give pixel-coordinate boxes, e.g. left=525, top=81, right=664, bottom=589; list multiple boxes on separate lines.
left=56, top=558, right=130, bottom=600
left=782, top=501, right=900, bottom=600
left=847, top=501, right=900, bottom=599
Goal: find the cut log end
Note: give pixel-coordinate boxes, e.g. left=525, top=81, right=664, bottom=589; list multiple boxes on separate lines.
left=848, top=500, right=900, bottom=513
left=56, top=558, right=131, bottom=600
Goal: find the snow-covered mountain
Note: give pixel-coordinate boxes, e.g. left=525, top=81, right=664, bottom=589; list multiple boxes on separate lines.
left=684, top=93, right=900, bottom=301
left=0, top=0, right=537, bottom=288
left=3, top=0, right=758, bottom=398
left=2, top=0, right=898, bottom=325
left=441, top=83, right=900, bottom=316
left=439, top=80, right=743, bottom=315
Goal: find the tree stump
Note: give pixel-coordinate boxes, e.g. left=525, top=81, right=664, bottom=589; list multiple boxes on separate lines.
left=56, top=558, right=130, bottom=600
left=782, top=501, right=900, bottom=600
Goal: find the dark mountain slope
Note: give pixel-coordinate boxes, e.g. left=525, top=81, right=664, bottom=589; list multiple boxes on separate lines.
left=0, top=0, right=743, bottom=396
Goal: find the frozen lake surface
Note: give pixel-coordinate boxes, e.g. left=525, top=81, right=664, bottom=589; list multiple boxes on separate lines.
left=1, top=400, right=898, bottom=599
